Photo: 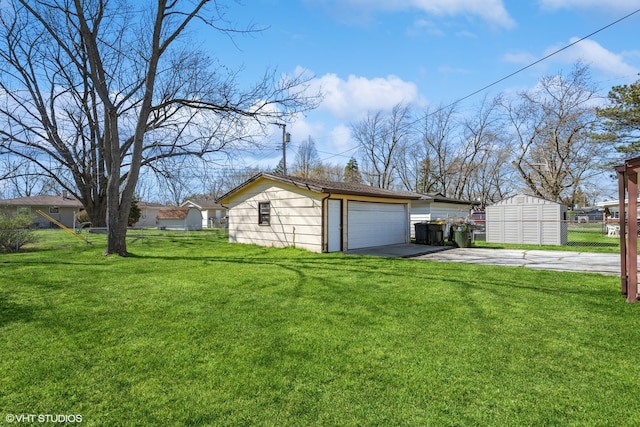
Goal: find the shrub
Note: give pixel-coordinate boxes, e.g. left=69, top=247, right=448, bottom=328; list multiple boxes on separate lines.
left=75, top=210, right=90, bottom=224
left=0, top=213, right=39, bottom=252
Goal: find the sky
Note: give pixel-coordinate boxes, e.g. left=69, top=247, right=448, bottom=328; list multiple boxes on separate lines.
left=203, top=0, right=640, bottom=171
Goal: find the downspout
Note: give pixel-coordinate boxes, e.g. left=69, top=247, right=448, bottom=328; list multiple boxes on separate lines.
left=321, top=193, right=332, bottom=252
left=220, top=203, right=229, bottom=237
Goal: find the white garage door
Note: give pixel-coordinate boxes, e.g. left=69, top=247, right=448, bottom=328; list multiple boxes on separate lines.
left=347, top=201, right=408, bottom=249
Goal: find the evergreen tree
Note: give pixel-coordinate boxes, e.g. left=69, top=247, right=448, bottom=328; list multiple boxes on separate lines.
left=128, top=198, right=142, bottom=226
left=273, top=158, right=286, bottom=175
left=596, top=77, right=640, bottom=156
left=344, top=157, right=362, bottom=183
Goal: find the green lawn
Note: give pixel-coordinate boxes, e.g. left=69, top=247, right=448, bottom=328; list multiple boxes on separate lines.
left=1, top=230, right=639, bottom=426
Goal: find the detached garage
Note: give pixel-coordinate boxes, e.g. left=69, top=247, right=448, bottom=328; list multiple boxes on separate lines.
left=486, top=194, right=567, bottom=245
left=216, top=173, right=420, bottom=253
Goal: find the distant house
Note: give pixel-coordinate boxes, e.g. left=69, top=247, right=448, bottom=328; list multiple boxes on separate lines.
left=486, top=194, right=568, bottom=245
left=0, top=194, right=166, bottom=229
left=181, top=198, right=227, bottom=228
left=569, top=206, right=604, bottom=223
left=216, top=173, right=421, bottom=253
left=156, top=207, right=203, bottom=230
left=135, top=202, right=166, bottom=228
left=0, top=194, right=83, bottom=228
left=595, top=198, right=640, bottom=222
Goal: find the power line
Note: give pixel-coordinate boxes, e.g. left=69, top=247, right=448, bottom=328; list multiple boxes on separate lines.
left=411, top=7, right=640, bottom=127
left=243, top=7, right=640, bottom=168
left=444, top=7, right=640, bottom=110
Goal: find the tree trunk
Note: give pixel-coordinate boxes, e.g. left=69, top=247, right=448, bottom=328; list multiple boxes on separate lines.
left=105, top=204, right=128, bottom=256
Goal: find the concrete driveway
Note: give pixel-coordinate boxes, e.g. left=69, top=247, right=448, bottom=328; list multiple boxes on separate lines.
left=346, top=243, right=622, bottom=276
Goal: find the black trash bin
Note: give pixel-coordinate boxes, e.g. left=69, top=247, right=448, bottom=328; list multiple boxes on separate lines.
left=414, top=222, right=429, bottom=244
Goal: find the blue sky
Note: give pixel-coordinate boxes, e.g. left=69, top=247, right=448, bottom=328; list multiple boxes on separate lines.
left=203, top=0, right=640, bottom=169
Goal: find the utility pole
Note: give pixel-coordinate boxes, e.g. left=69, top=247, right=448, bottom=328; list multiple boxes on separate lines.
left=273, top=123, right=291, bottom=175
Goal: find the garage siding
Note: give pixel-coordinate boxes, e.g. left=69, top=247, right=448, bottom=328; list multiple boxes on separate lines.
left=227, top=181, right=324, bottom=252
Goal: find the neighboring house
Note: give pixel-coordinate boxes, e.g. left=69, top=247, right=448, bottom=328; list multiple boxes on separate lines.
left=568, top=206, right=604, bottom=223
left=135, top=202, right=166, bottom=228
left=410, top=194, right=474, bottom=238
left=156, top=207, right=203, bottom=230
left=486, top=194, right=568, bottom=245
left=181, top=198, right=227, bottom=228
left=0, top=194, right=83, bottom=228
left=595, top=198, right=640, bottom=222
left=0, top=195, right=165, bottom=229
left=216, top=173, right=422, bottom=253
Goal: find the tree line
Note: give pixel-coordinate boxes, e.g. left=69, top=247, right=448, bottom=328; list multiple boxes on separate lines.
left=279, top=63, right=638, bottom=211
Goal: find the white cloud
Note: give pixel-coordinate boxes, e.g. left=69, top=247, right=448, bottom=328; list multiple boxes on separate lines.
left=502, top=50, right=539, bottom=65
left=311, top=73, right=423, bottom=121
left=285, top=72, right=425, bottom=163
left=539, top=0, right=640, bottom=11
left=408, top=0, right=515, bottom=28
left=546, top=38, right=640, bottom=78
left=319, top=0, right=515, bottom=28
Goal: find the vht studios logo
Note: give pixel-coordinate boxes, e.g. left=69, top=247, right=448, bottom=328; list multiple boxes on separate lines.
left=5, top=413, right=83, bottom=423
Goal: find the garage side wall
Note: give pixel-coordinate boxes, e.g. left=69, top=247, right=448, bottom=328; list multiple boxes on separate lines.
left=226, top=181, right=323, bottom=252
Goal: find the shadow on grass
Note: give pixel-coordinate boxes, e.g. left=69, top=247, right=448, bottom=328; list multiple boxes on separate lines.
left=127, top=250, right=619, bottom=302
left=0, top=291, right=34, bottom=327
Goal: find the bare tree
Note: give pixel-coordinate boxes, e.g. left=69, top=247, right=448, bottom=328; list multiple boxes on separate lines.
left=310, top=162, right=343, bottom=182
left=0, top=0, right=318, bottom=255
left=208, top=167, right=264, bottom=199
left=505, top=63, right=603, bottom=204
left=291, top=136, right=321, bottom=178
left=150, top=157, right=198, bottom=206
left=353, top=103, right=413, bottom=189
left=453, top=95, right=516, bottom=206
left=417, top=103, right=458, bottom=195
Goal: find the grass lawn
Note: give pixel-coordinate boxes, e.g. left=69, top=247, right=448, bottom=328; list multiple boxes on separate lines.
left=1, top=230, right=639, bottom=426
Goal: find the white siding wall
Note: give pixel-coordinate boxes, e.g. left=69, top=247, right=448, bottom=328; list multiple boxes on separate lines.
left=186, top=209, right=203, bottom=230
left=134, top=207, right=160, bottom=228
left=409, top=201, right=471, bottom=238
left=227, top=181, right=323, bottom=252
left=157, top=219, right=187, bottom=230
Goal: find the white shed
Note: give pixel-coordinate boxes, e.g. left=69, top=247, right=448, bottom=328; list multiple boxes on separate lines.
left=156, top=207, right=203, bottom=230
left=486, top=194, right=567, bottom=245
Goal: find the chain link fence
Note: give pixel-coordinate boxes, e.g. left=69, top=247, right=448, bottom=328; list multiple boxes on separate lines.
left=471, top=219, right=622, bottom=249
left=0, top=226, right=229, bottom=251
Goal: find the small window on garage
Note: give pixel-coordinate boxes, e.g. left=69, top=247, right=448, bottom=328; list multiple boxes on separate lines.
left=258, top=202, right=270, bottom=225
left=49, top=206, right=60, bottom=214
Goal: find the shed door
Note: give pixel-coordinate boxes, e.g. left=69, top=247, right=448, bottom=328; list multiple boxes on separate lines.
left=347, top=202, right=407, bottom=249
left=327, top=199, right=342, bottom=252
